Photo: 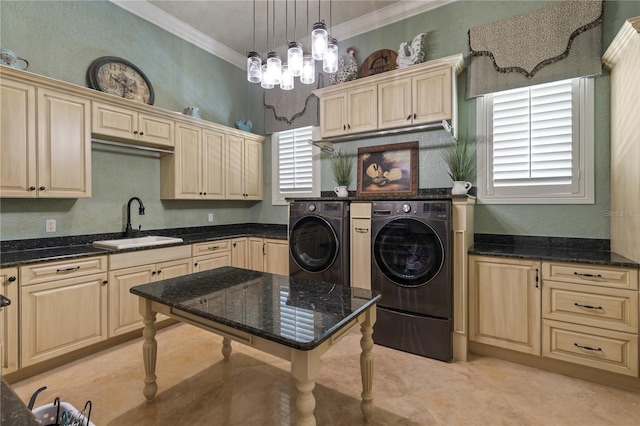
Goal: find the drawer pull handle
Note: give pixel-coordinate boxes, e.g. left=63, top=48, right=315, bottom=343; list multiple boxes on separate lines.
left=208, top=245, right=220, bottom=250
left=574, top=343, right=602, bottom=352
left=355, top=227, right=369, bottom=233
left=574, top=302, right=603, bottom=310
left=56, top=266, right=81, bottom=273
left=573, top=272, right=602, bottom=278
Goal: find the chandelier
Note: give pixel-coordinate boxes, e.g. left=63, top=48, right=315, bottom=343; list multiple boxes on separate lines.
left=247, top=0, right=336, bottom=89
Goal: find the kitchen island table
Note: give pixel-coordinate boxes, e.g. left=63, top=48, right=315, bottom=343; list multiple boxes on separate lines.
left=130, top=266, right=381, bottom=425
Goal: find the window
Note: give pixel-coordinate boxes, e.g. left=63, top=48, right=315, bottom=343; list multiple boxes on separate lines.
left=272, top=126, right=320, bottom=205
left=476, top=77, right=594, bottom=204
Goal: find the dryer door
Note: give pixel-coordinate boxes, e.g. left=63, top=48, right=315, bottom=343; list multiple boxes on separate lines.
left=373, top=217, right=445, bottom=287
left=289, top=216, right=339, bottom=273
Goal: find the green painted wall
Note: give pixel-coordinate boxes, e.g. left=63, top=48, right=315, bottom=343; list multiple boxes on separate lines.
left=1, top=1, right=639, bottom=241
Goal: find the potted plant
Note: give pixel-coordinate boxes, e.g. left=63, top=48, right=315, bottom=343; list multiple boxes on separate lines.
left=443, top=136, right=477, bottom=195
left=330, top=149, right=354, bottom=197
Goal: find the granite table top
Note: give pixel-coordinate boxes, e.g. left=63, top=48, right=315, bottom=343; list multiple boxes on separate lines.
left=0, top=223, right=288, bottom=268
left=1, top=379, right=39, bottom=426
left=130, top=266, right=381, bottom=351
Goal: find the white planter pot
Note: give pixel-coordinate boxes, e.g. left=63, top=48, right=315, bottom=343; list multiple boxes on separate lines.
left=334, top=186, right=349, bottom=197
left=452, top=181, right=472, bottom=195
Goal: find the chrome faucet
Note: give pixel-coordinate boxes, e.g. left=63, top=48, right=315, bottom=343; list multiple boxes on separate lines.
left=125, top=197, right=145, bottom=238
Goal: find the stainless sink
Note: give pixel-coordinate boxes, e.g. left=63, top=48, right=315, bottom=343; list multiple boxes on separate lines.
left=92, top=236, right=184, bottom=250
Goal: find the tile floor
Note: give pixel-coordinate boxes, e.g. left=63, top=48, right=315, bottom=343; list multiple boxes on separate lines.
left=10, top=323, right=640, bottom=425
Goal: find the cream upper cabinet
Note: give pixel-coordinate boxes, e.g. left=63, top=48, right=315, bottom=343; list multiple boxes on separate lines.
left=350, top=202, right=372, bottom=290
left=92, top=101, right=174, bottom=148
left=314, top=54, right=463, bottom=139
left=319, top=86, right=377, bottom=138
left=1, top=79, right=91, bottom=198
left=160, top=122, right=225, bottom=200
left=1, top=267, right=19, bottom=374
left=225, top=134, right=263, bottom=200
left=19, top=256, right=108, bottom=367
left=469, top=255, right=541, bottom=355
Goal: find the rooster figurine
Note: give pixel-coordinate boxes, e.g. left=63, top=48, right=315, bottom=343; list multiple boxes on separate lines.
left=329, top=47, right=358, bottom=85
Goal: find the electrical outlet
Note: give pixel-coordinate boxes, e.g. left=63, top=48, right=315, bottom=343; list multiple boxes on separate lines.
left=208, top=213, right=214, bottom=222
left=45, top=219, right=56, bottom=233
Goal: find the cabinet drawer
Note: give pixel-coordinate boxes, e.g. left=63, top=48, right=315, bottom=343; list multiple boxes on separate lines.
left=192, top=240, right=231, bottom=257
left=351, top=202, right=371, bottom=218
left=543, top=281, right=638, bottom=333
left=542, top=262, right=638, bottom=290
left=543, top=319, right=638, bottom=377
left=20, top=256, right=107, bottom=286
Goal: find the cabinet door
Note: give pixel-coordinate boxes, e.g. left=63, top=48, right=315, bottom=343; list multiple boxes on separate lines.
left=1, top=268, right=19, bottom=374
left=378, top=78, right=412, bottom=130
left=243, top=138, right=262, bottom=200
left=37, top=88, right=91, bottom=198
left=347, top=86, right=378, bottom=134
left=469, top=256, right=541, bottom=355
left=412, top=67, right=452, bottom=124
left=174, top=122, right=203, bottom=199
left=138, top=113, right=174, bottom=148
left=320, top=93, right=347, bottom=138
left=201, top=129, right=225, bottom=199
left=264, top=239, right=289, bottom=275
left=225, top=134, right=245, bottom=199
left=108, top=264, right=155, bottom=337
left=194, top=252, right=231, bottom=272
left=21, top=273, right=108, bottom=367
left=249, top=237, right=265, bottom=271
left=232, top=237, right=249, bottom=268
left=92, top=101, right=137, bottom=141
left=0, top=79, right=37, bottom=198
left=351, top=217, right=372, bottom=289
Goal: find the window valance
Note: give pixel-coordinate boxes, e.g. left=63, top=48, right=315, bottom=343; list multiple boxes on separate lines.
left=467, top=0, right=603, bottom=98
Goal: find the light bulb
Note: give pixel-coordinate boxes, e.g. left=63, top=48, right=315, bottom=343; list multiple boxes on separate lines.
left=323, top=42, right=338, bottom=73
left=266, top=52, right=281, bottom=86
left=288, top=42, right=303, bottom=77
left=246, top=51, right=262, bottom=83
left=311, top=21, right=328, bottom=61
left=261, top=63, right=273, bottom=89
left=301, top=54, right=315, bottom=85
left=281, top=63, right=294, bottom=90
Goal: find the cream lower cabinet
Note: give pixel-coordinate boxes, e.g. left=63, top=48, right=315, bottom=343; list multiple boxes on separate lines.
left=248, top=238, right=288, bottom=274
left=160, top=122, right=225, bottom=200
left=192, top=240, right=232, bottom=272
left=108, top=246, right=192, bottom=336
left=1, top=77, right=91, bottom=198
left=19, top=256, right=108, bottom=367
left=225, top=134, right=263, bottom=200
left=350, top=202, right=372, bottom=290
left=1, top=267, right=19, bottom=374
left=542, top=262, right=639, bottom=377
left=231, top=237, right=249, bottom=268
left=92, top=101, right=174, bottom=149
left=469, top=256, right=541, bottom=355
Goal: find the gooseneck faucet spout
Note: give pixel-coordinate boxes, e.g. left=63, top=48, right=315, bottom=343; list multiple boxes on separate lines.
left=125, top=197, right=145, bottom=238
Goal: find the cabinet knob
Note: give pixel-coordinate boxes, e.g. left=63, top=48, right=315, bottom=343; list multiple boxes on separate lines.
left=102, top=280, right=108, bottom=285
left=157, top=270, right=162, bottom=274
left=199, top=192, right=203, bottom=195
left=29, top=186, right=36, bottom=191
left=203, top=192, right=206, bottom=195
left=343, top=124, right=347, bottom=130
left=151, top=271, right=157, bottom=275
left=133, top=131, right=138, bottom=135
left=347, top=124, right=351, bottom=130
left=139, top=132, right=144, bottom=136
left=39, top=186, right=46, bottom=191
left=194, top=262, right=198, bottom=267
left=407, top=114, right=412, bottom=120
left=8, top=276, right=16, bottom=282
left=413, top=113, right=417, bottom=119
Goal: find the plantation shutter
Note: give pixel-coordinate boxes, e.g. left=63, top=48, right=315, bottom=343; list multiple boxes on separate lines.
left=278, top=126, right=314, bottom=193
left=491, top=79, right=577, bottom=191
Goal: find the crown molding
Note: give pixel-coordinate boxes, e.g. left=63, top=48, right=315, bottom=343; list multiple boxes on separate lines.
left=110, top=0, right=455, bottom=70
left=602, top=16, right=640, bottom=69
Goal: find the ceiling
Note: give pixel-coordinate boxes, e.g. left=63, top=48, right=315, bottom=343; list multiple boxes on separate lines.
left=110, top=0, right=453, bottom=69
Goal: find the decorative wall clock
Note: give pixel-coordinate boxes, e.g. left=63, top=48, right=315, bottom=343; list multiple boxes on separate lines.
left=87, top=56, right=155, bottom=105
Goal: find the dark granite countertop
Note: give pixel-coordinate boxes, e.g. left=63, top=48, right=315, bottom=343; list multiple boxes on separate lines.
left=131, top=266, right=381, bottom=351
left=470, top=234, right=639, bottom=268
left=0, top=223, right=287, bottom=268
left=1, top=379, right=40, bottom=426
left=289, top=187, right=476, bottom=202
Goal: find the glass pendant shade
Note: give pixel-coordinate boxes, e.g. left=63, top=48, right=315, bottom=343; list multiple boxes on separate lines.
left=300, top=54, right=315, bottom=84
left=281, top=63, right=294, bottom=90
left=311, top=21, right=328, bottom=60
left=287, top=42, right=303, bottom=77
left=266, top=52, right=281, bottom=85
left=261, top=63, right=274, bottom=89
left=323, top=41, right=338, bottom=73
left=246, top=51, right=262, bottom=83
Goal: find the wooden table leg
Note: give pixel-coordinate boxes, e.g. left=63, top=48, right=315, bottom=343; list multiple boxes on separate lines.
left=291, top=349, right=321, bottom=426
left=221, top=336, right=232, bottom=359
left=360, top=305, right=377, bottom=421
left=140, top=298, right=158, bottom=402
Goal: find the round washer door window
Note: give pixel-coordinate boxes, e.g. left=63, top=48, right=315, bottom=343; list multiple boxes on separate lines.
left=290, top=216, right=339, bottom=273
left=373, top=218, right=444, bottom=287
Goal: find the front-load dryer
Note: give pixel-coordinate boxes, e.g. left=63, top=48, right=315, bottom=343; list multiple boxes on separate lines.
left=289, top=201, right=350, bottom=285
